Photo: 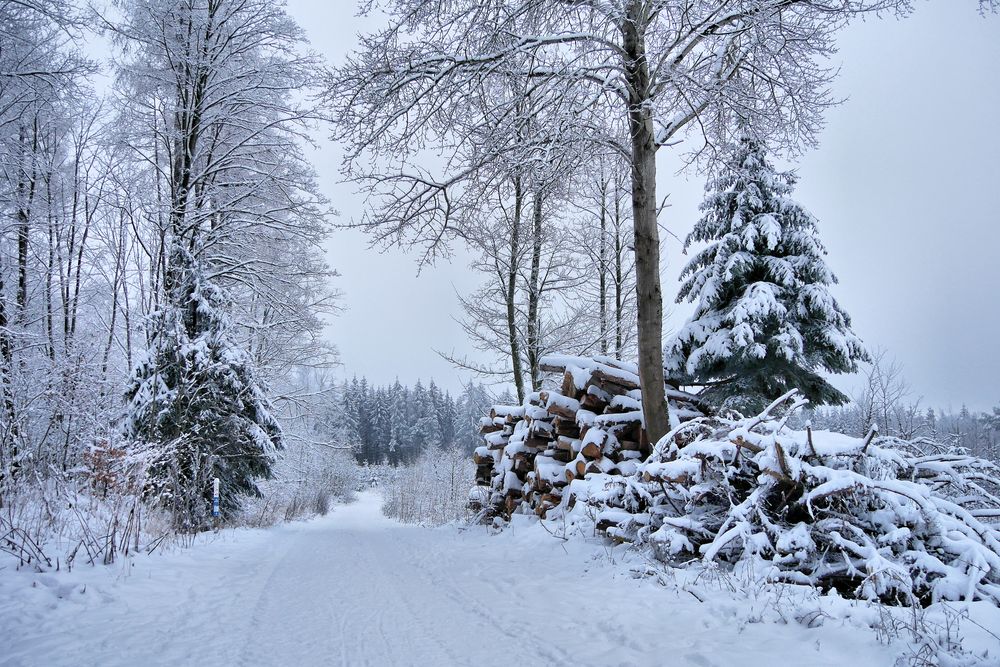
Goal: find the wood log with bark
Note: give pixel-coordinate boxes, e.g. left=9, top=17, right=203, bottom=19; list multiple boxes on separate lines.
left=476, top=354, right=707, bottom=518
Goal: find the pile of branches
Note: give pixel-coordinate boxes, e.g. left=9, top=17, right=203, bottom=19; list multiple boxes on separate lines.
left=601, top=393, right=1000, bottom=605
left=476, top=361, right=1000, bottom=606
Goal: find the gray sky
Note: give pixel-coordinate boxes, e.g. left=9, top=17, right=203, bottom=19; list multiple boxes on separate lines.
left=289, top=1, right=1000, bottom=412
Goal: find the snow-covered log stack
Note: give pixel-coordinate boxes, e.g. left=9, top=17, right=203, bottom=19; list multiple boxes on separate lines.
left=474, top=355, right=706, bottom=519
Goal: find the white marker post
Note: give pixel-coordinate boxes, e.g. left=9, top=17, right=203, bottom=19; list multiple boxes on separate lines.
left=212, top=477, right=221, bottom=518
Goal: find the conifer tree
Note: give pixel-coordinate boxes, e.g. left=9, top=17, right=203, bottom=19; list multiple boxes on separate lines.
left=388, top=381, right=408, bottom=465
left=125, top=247, right=281, bottom=528
left=438, top=390, right=457, bottom=446
left=665, top=133, right=868, bottom=413
left=409, top=380, right=434, bottom=455
left=370, top=389, right=392, bottom=463
left=338, top=378, right=360, bottom=451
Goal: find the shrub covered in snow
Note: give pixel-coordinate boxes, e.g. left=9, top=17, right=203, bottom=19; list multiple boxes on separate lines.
left=1, top=447, right=174, bottom=571
left=242, top=447, right=360, bottom=527
left=379, top=445, right=476, bottom=525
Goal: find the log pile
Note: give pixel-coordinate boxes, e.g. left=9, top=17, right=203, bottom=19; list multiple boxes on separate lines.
left=474, top=355, right=706, bottom=519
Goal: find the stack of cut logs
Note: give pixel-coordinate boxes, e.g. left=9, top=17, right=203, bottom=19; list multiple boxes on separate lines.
left=474, top=355, right=706, bottom=519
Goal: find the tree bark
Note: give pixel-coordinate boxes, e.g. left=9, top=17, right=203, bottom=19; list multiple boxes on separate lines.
left=101, top=210, right=126, bottom=378
left=16, top=122, right=37, bottom=322
left=526, top=191, right=543, bottom=391
left=0, top=260, right=15, bottom=481
left=45, top=174, right=56, bottom=361
left=598, top=173, right=608, bottom=356
left=622, top=1, right=669, bottom=444
left=614, top=180, right=624, bottom=361
left=506, top=176, right=526, bottom=402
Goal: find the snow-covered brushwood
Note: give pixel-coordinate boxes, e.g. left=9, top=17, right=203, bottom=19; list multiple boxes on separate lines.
left=627, top=392, right=1000, bottom=606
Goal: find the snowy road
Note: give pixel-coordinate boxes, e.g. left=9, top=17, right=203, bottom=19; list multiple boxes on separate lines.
left=1, top=493, right=913, bottom=666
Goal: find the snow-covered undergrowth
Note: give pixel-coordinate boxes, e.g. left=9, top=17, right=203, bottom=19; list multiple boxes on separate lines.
left=241, top=449, right=360, bottom=527
left=635, top=554, right=1000, bottom=667
left=493, top=511, right=999, bottom=666
left=1, top=476, right=174, bottom=573
left=1, top=447, right=360, bottom=575
left=376, top=445, right=476, bottom=525
left=517, top=458, right=1000, bottom=665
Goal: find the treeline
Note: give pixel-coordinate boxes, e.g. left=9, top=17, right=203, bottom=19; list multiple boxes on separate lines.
left=331, top=378, right=498, bottom=466
left=807, top=404, right=1000, bottom=462
left=795, top=352, right=1000, bottom=462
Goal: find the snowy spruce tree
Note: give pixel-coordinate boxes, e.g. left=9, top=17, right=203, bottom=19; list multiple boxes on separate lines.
left=665, top=133, right=868, bottom=413
left=125, top=247, right=281, bottom=528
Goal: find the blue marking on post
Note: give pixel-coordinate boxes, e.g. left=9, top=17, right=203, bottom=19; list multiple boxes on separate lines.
left=212, top=477, right=221, bottom=517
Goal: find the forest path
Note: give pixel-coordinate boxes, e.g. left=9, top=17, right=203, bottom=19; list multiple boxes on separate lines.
left=1, top=492, right=894, bottom=667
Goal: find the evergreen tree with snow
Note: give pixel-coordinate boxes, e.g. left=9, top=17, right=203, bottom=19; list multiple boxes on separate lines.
left=665, top=132, right=868, bottom=413
left=409, top=380, right=436, bottom=457
left=125, top=247, right=281, bottom=528
left=924, top=407, right=938, bottom=437
left=370, top=389, right=392, bottom=462
left=427, top=380, right=442, bottom=445
left=496, top=388, right=517, bottom=407
left=438, top=390, right=457, bottom=446
left=337, top=378, right=360, bottom=451
left=455, top=383, right=493, bottom=451
left=388, top=380, right=407, bottom=465
left=356, top=377, right=373, bottom=452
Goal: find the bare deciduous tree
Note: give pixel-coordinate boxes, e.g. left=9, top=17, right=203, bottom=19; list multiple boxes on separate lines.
left=329, top=0, right=939, bottom=443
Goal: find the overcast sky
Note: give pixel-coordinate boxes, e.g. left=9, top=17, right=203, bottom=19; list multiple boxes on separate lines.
left=287, top=1, right=1000, bottom=412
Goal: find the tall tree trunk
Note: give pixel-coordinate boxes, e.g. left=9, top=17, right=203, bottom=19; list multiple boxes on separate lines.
left=526, top=191, right=543, bottom=391
left=0, top=261, right=16, bottom=481
left=101, top=212, right=125, bottom=378
left=614, top=183, right=624, bottom=361
left=152, top=109, right=166, bottom=315
left=67, top=161, right=91, bottom=347
left=63, top=147, right=80, bottom=348
left=623, top=1, right=669, bottom=444
left=598, top=174, right=608, bottom=355
left=506, top=176, right=526, bottom=402
left=5, top=123, right=39, bottom=480
left=16, top=123, right=37, bottom=323
left=45, top=177, right=57, bottom=361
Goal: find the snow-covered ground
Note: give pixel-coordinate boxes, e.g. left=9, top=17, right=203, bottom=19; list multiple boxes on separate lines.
left=2, top=492, right=997, bottom=666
